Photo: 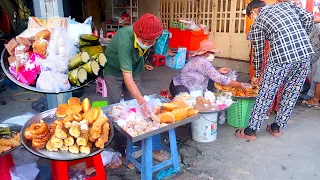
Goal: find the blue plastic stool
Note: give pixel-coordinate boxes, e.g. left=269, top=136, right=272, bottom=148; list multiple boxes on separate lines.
left=125, top=129, right=179, bottom=180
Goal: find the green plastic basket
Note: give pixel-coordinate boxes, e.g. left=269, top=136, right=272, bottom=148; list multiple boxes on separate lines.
left=92, top=101, right=108, bottom=108
left=227, top=98, right=255, bottom=128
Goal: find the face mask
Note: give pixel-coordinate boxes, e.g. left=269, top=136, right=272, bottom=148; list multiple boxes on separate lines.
left=136, top=39, right=152, bottom=50
left=207, top=54, right=215, bottom=61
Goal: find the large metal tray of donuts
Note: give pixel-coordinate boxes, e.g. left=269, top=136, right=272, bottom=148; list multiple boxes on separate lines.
left=20, top=109, right=114, bottom=160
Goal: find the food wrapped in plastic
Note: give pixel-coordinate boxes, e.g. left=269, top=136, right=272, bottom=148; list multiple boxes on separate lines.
left=47, top=28, right=77, bottom=59
left=35, top=29, right=51, bottom=40
left=36, top=55, right=69, bottom=73
left=32, top=39, right=48, bottom=56
left=9, top=60, right=38, bottom=86
left=17, top=37, right=31, bottom=49
left=15, top=45, right=29, bottom=54
left=5, top=38, right=18, bottom=56
left=36, top=71, right=71, bottom=92
left=8, top=56, right=16, bottom=66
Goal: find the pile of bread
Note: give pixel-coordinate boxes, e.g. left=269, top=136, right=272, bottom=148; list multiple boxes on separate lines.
left=24, top=97, right=110, bottom=155
left=152, top=95, right=199, bottom=124
left=214, top=83, right=259, bottom=97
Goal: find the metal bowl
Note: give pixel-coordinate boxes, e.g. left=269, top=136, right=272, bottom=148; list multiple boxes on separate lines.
left=20, top=109, right=114, bottom=161
left=0, top=123, right=23, bottom=157
left=0, top=49, right=92, bottom=94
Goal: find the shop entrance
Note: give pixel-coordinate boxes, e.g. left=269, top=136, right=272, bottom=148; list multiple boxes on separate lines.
left=160, top=0, right=251, bottom=61
left=212, top=0, right=250, bottom=61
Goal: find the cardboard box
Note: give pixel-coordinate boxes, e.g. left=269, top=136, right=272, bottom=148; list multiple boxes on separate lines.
left=166, top=47, right=187, bottom=69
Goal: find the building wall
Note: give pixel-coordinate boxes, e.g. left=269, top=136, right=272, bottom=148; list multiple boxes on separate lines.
left=139, top=0, right=160, bottom=18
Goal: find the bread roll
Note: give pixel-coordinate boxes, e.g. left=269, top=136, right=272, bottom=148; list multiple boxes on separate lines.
left=162, top=103, right=177, bottom=111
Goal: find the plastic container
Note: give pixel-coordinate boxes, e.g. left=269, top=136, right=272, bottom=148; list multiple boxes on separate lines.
left=92, top=101, right=108, bottom=108
left=191, top=113, right=218, bottom=143
left=227, top=98, right=255, bottom=128
left=169, top=29, right=208, bottom=51
left=180, top=30, right=208, bottom=51
left=168, top=28, right=180, bottom=49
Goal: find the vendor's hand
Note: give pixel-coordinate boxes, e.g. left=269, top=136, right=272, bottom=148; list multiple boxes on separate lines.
left=140, top=102, right=154, bottom=119
left=251, top=77, right=259, bottom=87
left=145, top=65, right=153, bottom=71
left=218, top=68, right=231, bottom=74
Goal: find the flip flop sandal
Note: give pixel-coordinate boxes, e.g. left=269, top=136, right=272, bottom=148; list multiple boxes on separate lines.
left=301, top=100, right=320, bottom=107
left=235, top=129, right=257, bottom=141
left=266, top=125, right=281, bottom=137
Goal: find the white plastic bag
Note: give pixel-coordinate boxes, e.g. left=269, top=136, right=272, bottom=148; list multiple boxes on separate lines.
left=67, top=17, right=92, bottom=44
left=47, top=28, right=77, bottom=59
left=36, top=55, right=69, bottom=73
left=36, top=71, right=71, bottom=93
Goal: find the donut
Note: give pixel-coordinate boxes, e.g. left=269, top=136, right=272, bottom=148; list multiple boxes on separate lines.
left=32, top=140, right=46, bottom=150
left=33, top=135, right=50, bottom=144
left=33, top=130, right=50, bottom=140
left=30, top=122, right=48, bottom=136
left=24, top=127, right=34, bottom=140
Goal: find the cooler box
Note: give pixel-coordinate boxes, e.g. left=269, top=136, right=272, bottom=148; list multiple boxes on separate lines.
left=166, top=47, right=187, bottom=70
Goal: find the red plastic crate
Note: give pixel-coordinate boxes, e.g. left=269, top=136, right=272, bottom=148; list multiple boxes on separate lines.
left=180, top=30, right=208, bottom=51
left=168, top=28, right=180, bottom=49
left=168, top=28, right=208, bottom=51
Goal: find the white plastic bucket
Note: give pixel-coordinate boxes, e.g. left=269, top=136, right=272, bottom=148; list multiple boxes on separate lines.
left=191, top=113, right=218, bottom=143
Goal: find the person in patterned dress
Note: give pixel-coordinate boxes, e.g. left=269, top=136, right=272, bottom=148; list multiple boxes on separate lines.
left=169, top=39, right=249, bottom=97
left=236, top=0, right=314, bottom=141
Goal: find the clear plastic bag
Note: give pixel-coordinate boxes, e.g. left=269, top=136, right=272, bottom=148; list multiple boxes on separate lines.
left=36, top=55, right=69, bottom=73
left=36, top=71, right=71, bottom=93
left=224, top=70, right=237, bottom=81
left=47, top=28, right=77, bottom=59
left=67, top=17, right=93, bottom=44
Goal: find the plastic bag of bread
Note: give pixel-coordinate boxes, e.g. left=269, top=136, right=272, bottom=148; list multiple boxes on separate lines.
left=36, top=30, right=51, bottom=41
left=27, top=17, right=67, bottom=29
left=32, top=39, right=48, bottom=57
left=5, top=38, right=18, bottom=56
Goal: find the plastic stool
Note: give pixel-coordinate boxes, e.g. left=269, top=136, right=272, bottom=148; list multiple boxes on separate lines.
left=96, top=77, right=107, bottom=97
left=125, top=129, right=179, bottom=180
left=152, top=55, right=166, bottom=67
left=50, top=154, right=106, bottom=180
left=0, top=153, right=15, bottom=180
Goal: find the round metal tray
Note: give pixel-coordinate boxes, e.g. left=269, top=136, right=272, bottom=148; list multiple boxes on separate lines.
left=21, top=109, right=114, bottom=161
left=0, top=123, right=23, bottom=157
left=1, top=49, right=93, bottom=94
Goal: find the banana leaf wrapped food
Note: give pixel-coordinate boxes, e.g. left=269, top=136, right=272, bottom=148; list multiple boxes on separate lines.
left=92, top=53, right=107, bottom=67
left=80, top=60, right=100, bottom=77
left=80, top=45, right=103, bottom=57
left=68, top=52, right=90, bottom=71
left=68, top=67, right=88, bottom=86
left=79, top=34, right=100, bottom=47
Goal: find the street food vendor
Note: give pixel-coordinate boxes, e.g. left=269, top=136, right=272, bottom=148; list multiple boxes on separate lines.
left=103, top=13, right=162, bottom=154
left=169, top=39, right=249, bottom=97
left=103, top=13, right=162, bottom=111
